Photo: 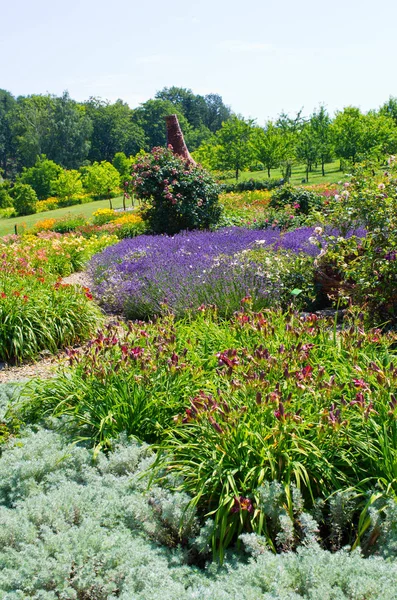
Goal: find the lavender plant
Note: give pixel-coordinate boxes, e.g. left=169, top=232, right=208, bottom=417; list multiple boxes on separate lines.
left=88, top=227, right=324, bottom=319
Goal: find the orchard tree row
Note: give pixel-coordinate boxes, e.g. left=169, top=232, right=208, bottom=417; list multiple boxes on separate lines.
left=0, top=87, right=231, bottom=177
left=193, top=101, right=397, bottom=180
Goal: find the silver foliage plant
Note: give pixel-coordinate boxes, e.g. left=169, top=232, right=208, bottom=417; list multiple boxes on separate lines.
left=1, top=426, right=397, bottom=598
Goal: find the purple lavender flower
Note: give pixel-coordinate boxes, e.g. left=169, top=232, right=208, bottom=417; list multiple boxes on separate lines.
left=88, top=227, right=365, bottom=319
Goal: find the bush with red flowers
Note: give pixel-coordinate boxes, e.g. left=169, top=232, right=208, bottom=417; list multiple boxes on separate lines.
left=131, top=146, right=222, bottom=234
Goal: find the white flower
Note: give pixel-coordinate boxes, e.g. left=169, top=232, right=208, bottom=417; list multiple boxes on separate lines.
left=308, top=236, right=317, bottom=245
left=255, top=240, right=266, bottom=245
left=314, top=227, right=323, bottom=235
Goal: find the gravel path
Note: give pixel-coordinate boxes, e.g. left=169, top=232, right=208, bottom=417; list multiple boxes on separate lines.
left=0, top=354, right=64, bottom=383
left=61, top=271, right=93, bottom=288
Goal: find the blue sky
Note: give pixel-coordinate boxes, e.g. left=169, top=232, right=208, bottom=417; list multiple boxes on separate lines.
left=2, top=0, right=397, bottom=124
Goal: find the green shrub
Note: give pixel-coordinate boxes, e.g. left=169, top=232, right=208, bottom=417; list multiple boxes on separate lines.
left=313, top=161, right=397, bottom=324
left=0, top=206, right=15, bottom=218
left=244, top=246, right=317, bottom=309
left=0, top=182, right=13, bottom=208
left=132, top=146, right=222, bottom=234
left=82, top=161, right=120, bottom=199
left=51, top=214, right=87, bottom=233
left=270, top=184, right=323, bottom=214
left=19, top=156, right=62, bottom=200
left=222, top=177, right=283, bottom=193
left=315, top=231, right=397, bottom=324
left=51, top=169, right=84, bottom=203
left=12, top=183, right=38, bottom=215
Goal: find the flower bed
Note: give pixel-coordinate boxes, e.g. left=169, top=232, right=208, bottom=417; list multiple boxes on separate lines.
left=0, top=233, right=117, bottom=362
left=20, top=306, right=397, bottom=559
left=88, top=227, right=326, bottom=319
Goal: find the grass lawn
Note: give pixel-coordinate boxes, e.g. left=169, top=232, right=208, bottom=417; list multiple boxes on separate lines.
left=0, top=195, right=136, bottom=237
left=225, top=160, right=344, bottom=186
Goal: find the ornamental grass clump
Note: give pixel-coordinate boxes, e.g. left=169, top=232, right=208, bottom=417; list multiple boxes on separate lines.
left=0, top=271, right=102, bottom=363
left=0, top=233, right=116, bottom=362
left=131, top=146, right=222, bottom=234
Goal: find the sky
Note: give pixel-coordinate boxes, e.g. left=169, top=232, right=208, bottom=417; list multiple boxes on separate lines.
left=2, top=0, right=397, bottom=124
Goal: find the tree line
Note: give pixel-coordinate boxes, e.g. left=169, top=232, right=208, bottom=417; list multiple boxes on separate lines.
left=194, top=100, right=397, bottom=180
left=0, top=87, right=231, bottom=178
left=2, top=85, right=397, bottom=184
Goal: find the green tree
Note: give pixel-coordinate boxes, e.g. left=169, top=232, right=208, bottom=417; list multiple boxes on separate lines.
left=252, top=122, right=283, bottom=177
left=216, top=115, right=255, bottom=180
left=82, top=161, right=120, bottom=198
left=46, top=92, right=92, bottom=168
left=379, top=96, right=397, bottom=126
left=184, top=124, right=215, bottom=152
left=87, top=98, right=145, bottom=162
left=203, top=94, right=232, bottom=132
left=295, top=124, right=318, bottom=182
left=0, top=89, right=17, bottom=177
left=12, top=183, right=38, bottom=215
left=192, top=142, right=221, bottom=171
left=332, top=107, right=366, bottom=165
left=134, top=98, right=190, bottom=149
left=155, top=87, right=208, bottom=129
left=112, top=152, right=133, bottom=185
left=310, top=105, right=333, bottom=176
left=0, top=181, right=13, bottom=208
left=19, top=155, right=62, bottom=200
left=155, top=87, right=231, bottom=134
left=51, top=169, right=84, bottom=202
left=361, top=112, right=397, bottom=160
left=11, top=95, right=54, bottom=168
left=275, top=110, right=304, bottom=180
